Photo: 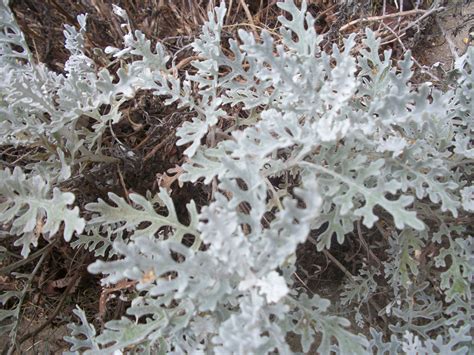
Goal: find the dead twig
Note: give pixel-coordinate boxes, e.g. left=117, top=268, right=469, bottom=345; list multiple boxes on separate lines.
left=6, top=250, right=50, bottom=355
left=340, top=8, right=426, bottom=32
left=321, top=249, right=389, bottom=326
left=117, top=167, right=131, bottom=204
left=226, top=0, right=234, bottom=25
left=356, top=221, right=382, bottom=268
left=175, top=55, right=202, bottom=71
left=47, top=0, right=77, bottom=24
left=380, top=6, right=445, bottom=45
left=379, top=21, right=443, bottom=83
left=0, top=241, right=57, bottom=275
left=143, top=133, right=175, bottom=161
left=322, top=249, right=353, bottom=280
left=293, top=272, right=314, bottom=295
left=18, top=270, right=83, bottom=345
left=238, top=0, right=260, bottom=40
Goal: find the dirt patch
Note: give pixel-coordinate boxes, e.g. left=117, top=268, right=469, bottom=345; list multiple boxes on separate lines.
left=414, top=2, right=474, bottom=70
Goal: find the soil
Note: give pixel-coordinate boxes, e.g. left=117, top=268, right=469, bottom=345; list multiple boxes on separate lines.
left=414, top=2, right=474, bottom=70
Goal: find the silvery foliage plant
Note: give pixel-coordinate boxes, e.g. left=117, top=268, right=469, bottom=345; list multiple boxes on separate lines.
left=0, top=0, right=472, bottom=353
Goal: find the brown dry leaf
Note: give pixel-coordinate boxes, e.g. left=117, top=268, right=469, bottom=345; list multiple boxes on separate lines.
left=0, top=275, right=15, bottom=291
left=44, top=275, right=81, bottom=295
left=99, top=280, right=137, bottom=320
left=414, top=249, right=422, bottom=261
left=141, top=269, right=157, bottom=284
left=156, top=165, right=184, bottom=192
left=34, top=217, right=44, bottom=237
